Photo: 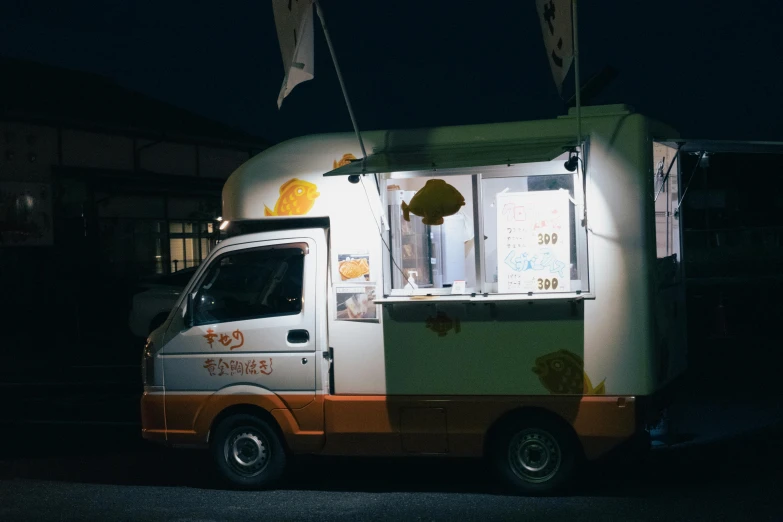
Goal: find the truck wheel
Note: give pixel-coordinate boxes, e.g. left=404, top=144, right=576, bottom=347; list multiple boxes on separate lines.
left=211, top=414, right=287, bottom=489
left=490, top=415, right=579, bottom=495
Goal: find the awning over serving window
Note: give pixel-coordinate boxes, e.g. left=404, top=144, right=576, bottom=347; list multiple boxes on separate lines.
left=659, top=139, right=783, bottom=154
left=323, top=139, right=571, bottom=177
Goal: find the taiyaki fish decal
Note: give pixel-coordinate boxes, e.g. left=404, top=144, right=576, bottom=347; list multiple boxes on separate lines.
left=425, top=311, right=461, bottom=337
left=532, top=350, right=606, bottom=395
left=264, top=178, right=320, bottom=216
left=402, top=179, right=465, bottom=226
left=333, top=153, right=358, bottom=169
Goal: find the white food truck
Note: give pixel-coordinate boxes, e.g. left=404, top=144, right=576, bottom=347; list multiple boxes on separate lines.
left=141, top=104, right=687, bottom=494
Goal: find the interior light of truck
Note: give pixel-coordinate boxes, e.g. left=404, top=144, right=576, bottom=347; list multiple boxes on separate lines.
left=219, top=220, right=230, bottom=230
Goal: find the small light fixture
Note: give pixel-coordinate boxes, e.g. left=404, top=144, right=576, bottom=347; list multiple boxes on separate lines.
left=348, top=174, right=361, bottom=184
left=564, top=149, right=579, bottom=172
left=216, top=216, right=223, bottom=222
left=219, top=220, right=230, bottom=230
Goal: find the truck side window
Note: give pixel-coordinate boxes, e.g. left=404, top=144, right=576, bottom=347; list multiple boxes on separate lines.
left=192, top=247, right=305, bottom=326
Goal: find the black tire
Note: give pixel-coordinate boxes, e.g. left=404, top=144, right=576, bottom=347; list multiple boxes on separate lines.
left=210, top=413, right=287, bottom=489
left=490, top=414, right=580, bottom=495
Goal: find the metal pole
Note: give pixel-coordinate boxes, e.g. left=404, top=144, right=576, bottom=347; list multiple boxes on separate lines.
left=572, top=0, right=586, bottom=226
left=313, top=0, right=368, bottom=160
left=572, top=0, right=581, bottom=147
left=654, top=147, right=682, bottom=202
left=675, top=150, right=705, bottom=217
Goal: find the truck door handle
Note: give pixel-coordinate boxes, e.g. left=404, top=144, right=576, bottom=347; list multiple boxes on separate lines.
left=287, top=329, right=310, bottom=344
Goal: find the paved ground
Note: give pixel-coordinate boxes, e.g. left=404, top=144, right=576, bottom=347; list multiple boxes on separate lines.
left=1, top=421, right=782, bottom=522
left=1, top=365, right=783, bottom=521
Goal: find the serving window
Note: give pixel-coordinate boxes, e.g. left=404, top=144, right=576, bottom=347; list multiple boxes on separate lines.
left=382, top=153, right=590, bottom=298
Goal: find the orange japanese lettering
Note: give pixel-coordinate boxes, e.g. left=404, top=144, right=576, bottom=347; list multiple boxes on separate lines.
left=230, top=329, right=245, bottom=350
left=258, top=358, right=273, bottom=375
left=229, top=360, right=243, bottom=376
left=203, top=329, right=218, bottom=348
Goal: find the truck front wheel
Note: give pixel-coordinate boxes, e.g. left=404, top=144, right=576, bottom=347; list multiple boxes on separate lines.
left=211, top=413, right=287, bottom=489
left=490, top=414, right=580, bottom=495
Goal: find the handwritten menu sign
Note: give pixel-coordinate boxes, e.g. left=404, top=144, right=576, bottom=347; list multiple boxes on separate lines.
left=496, top=190, right=571, bottom=293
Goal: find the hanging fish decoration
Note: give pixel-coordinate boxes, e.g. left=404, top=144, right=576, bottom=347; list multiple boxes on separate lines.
left=401, top=179, right=465, bottom=225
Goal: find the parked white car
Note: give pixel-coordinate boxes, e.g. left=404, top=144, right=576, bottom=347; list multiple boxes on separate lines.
left=128, top=267, right=197, bottom=338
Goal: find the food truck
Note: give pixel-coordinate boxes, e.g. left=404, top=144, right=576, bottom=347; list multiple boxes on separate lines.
left=140, top=104, right=687, bottom=494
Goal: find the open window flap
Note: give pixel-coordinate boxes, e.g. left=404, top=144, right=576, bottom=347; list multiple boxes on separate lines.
left=323, top=139, right=571, bottom=177
left=660, top=139, right=783, bottom=154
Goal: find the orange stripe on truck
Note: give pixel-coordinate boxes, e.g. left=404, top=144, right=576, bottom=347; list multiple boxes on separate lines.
left=142, top=392, right=636, bottom=460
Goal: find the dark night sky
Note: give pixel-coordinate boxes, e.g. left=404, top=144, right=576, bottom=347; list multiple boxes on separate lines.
left=1, top=0, right=782, bottom=144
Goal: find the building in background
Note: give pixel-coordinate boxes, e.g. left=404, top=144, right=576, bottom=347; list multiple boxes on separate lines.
left=0, top=56, right=268, bottom=363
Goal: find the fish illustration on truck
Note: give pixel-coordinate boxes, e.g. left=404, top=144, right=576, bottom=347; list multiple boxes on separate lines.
left=333, top=153, right=358, bottom=169
left=532, top=350, right=606, bottom=395
left=264, top=178, right=320, bottom=216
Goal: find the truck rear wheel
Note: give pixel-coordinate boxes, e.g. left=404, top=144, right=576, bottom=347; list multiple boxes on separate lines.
left=211, top=413, right=287, bottom=489
left=490, top=414, right=579, bottom=495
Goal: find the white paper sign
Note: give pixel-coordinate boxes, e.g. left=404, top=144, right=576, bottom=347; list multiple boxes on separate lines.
left=496, top=190, right=571, bottom=293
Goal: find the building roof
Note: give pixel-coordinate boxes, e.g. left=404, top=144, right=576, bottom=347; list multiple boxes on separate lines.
left=0, top=56, right=268, bottom=148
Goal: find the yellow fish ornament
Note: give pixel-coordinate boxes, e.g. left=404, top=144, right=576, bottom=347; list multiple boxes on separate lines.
left=402, top=179, right=465, bottom=225
left=264, top=178, right=320, bottom=216
left=532, top=350, right=606, bottom=395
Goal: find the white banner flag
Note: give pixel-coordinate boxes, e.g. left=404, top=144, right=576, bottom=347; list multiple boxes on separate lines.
left=273, top=0, right=314, bottom=108
left=535, top=0, right=573, bottom=94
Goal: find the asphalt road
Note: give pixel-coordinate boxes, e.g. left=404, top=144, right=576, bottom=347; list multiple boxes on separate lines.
left=2, top=365, right=783, bottom=522
left=1, top=420, right=782, bottom=522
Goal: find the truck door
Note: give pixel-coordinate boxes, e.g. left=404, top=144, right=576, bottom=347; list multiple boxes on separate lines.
left=161, top=239, right=318, bottom=432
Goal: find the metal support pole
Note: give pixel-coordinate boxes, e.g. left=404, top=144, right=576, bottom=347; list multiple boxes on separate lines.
left=675, top=150, right=705, bottom=217
left=572, top=0, right=581, bottom=148
left=654, top=147, right=682, bottom=202
left=572, top=0, right=587, bottom=226
left=313, top=0, right=367, bottom=160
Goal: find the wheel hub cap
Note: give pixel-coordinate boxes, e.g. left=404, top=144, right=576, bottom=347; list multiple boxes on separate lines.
left=508, top=429, right=561, bottom=484
left=520, top=441, right=550, bottom=472
left=225, top=429, right=269, bottom=477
